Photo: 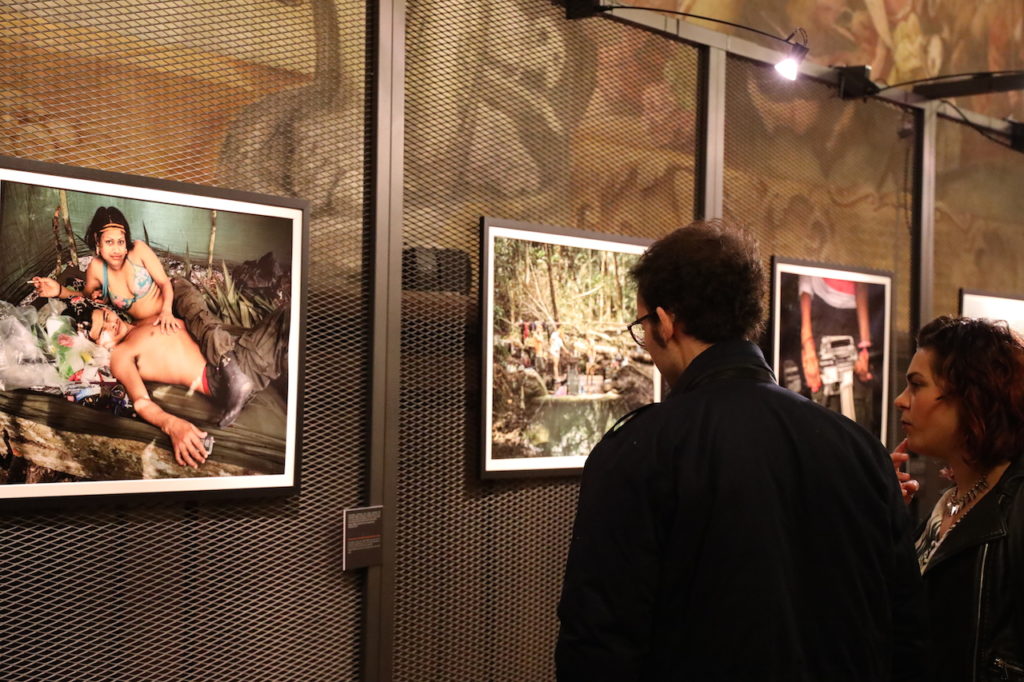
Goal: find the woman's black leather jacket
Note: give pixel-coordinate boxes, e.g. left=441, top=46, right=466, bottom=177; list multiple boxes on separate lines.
left=921, top=455, right=1024, bottom=681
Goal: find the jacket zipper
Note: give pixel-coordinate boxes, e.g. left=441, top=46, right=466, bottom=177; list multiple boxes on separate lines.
left=973, top=543, right=989, bottom=682
left=993, top=657, right=1024, bottom=680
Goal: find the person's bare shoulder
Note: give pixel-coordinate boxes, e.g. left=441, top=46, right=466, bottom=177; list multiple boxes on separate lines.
left=131, top=239, right=156, bottom=258
left=111, top=334, right=137, bottom=357
left=108, top=339, right=139, bottom=377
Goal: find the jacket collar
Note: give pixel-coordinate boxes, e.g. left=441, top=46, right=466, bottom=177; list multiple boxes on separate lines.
left=924, top=454, right=1024, bottom=574
left=669, top=339, right=775, bottom=399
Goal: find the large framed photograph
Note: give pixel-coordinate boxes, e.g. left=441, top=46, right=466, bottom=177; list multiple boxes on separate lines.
left=481, top=217, right=659, bottom=477
left=960, top=289, right=1024, bottom=334
left=0, top=155, right=306, bottom=506
left=771, top=258, right=892, bottom=443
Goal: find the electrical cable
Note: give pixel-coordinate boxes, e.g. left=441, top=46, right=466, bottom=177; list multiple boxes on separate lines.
left=936, top=99, right=1014, bottom=151
left=596, top=4, right=805, bottom=49
left=588, top=3, right=1017, bottom=153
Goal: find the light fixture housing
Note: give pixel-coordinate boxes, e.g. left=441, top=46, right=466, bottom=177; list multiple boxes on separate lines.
left=837, top=65, right=880, bottom=99
left=565, top=0, right=604, bottom=19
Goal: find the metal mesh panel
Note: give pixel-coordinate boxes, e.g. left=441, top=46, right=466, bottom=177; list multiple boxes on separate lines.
left=1, top=2, right=369, bottom=680
left=933, top=117, right=1024, bottom=315
left=398, top=2, right=699, bottom=679
left=723, top=56, right=917, bottom=450
left=929, top=117, right=1024, bottom=521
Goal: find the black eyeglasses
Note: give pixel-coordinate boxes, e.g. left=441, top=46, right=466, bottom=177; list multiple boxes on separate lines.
left=626, top=312, right=657, bottom=348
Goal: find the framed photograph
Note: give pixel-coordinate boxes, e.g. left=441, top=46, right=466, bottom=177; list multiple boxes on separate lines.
left=959, top=289, right=1024, bottom=334
left=481, top=217, right=660, bottom=477
left=0, top=155, right=306, bottom=507
left=771, top=258, right=892, bottom=443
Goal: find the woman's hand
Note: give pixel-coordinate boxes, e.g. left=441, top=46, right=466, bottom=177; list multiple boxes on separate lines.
left=890, top=439, right=919, bottom=505
left=30, top=276, right=61, bottom=298
left=153, top=310, right=181, bottom=335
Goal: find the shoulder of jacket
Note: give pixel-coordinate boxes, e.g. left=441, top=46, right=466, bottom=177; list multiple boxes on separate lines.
left=607, top=402, right=660, bottom=435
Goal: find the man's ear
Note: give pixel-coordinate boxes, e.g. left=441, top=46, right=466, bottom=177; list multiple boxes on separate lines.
left=654, top=306, right=679, bottom=340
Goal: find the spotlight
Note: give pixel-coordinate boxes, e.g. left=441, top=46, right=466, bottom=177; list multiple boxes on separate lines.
left=774, top=42, right=808, bottom=81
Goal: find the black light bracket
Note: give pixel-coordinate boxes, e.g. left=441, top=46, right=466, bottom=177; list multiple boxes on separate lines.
left=837, top=65, right=880, bottom=100
left=564, top=0, right=604, bottom=19
left=1011, top=121, right=1024, bottom=152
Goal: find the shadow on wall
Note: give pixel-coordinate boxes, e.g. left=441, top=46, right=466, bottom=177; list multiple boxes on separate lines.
left=220, top=0, right=362, bottom=220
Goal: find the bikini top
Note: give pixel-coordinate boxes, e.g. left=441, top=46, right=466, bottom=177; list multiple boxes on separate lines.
left=102, top=253, right=155, bottom=311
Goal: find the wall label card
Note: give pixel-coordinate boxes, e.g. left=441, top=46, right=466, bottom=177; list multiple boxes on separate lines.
left=343, top=505, right=383, bottom=571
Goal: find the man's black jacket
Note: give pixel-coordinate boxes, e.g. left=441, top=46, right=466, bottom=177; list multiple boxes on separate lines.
left=556, top=340, right=928, bottom=681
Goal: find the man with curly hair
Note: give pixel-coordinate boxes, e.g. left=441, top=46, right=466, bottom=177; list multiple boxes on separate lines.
left=556, top=221, right=928, bottom=681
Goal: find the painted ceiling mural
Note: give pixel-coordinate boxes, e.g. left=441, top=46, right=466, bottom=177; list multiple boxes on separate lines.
left=628, top=0, right=1024, bottom=122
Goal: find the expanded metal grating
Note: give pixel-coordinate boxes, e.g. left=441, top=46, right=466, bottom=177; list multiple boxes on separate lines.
left=723, top=55, right=917, bottom=451
left=933, top=116, right=1024, bottom=316
left=398, top=2, right=700, bottom=680
left=1, top=2, right=370, bottom=680
left=928, top=116, right=1024, bottom=521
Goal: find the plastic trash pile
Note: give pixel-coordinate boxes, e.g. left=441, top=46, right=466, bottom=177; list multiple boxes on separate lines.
left=0, top=299, right=134, bottom=418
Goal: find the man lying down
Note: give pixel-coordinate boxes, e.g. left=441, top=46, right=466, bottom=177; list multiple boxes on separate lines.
left=66, top=279, right=289, bottom=469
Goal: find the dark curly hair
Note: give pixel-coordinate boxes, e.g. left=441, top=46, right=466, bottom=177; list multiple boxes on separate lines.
left=629, top=220, right=765, bottom=342
left=84, top=206, right=133, bottom=252
left=918, top=315, right=1024, bottom=469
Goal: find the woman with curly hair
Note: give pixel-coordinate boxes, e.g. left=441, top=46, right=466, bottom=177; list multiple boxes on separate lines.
left=894, top=315, right=1024, bottom=681
left=30, top=206, right=180, bottom=335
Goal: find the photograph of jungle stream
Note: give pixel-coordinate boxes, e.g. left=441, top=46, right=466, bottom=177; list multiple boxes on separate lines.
left=488, top=229, right=658, bottom=462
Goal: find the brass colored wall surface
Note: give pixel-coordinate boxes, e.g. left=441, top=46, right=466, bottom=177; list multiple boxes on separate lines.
left=724, top=57, right=916, bottom=437
left=398, top=1, right=700, bottom=679
left=933, top=117, right=1024, bottom=317
left=0, top=2, right=369, bottom=680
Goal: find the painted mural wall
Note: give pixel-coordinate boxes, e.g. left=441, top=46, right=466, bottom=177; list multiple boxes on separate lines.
left=631, top=0, right=1024, bottom=122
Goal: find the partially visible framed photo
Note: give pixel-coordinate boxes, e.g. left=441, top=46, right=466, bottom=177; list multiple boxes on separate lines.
left=959, top=289, right=1024, bottom=334
left=771, top=258, right=892, bottom=443
left=0, top=155, right=306, bottom=507
left=481, top=217, right=659, bottom=477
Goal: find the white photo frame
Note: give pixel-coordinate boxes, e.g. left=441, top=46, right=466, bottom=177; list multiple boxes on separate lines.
left=481, top=217, right=659, bottom=477
left=771, top=258, right=892, bottom=443
left=959, top=289, right=1024, bottom=334
left=0, top=155, right=306, bottom=507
